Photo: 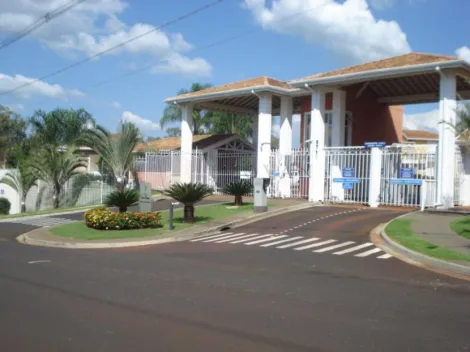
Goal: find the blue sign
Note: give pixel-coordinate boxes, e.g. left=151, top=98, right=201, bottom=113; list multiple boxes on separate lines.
left=343, top=182, right=354, bottom=190
left=333, top=178, right=361, bottom=183
left=400, top=168, right=414, bottom=179
left=342, top=167, right=355, bottom=178
left=272, top=171, right=280, bottom=177
left=364, top=141, right=386, bottom=148
left=390, top=179, right=422, bottom=186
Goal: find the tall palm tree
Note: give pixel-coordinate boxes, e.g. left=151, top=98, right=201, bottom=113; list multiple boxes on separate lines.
left=84, top=122, right=140, bottom=191
left=209, top=112, right=254, bottom=139
left=29, top=146, right=87, bottom=208
left=0, top=163, right=37, bottom=213
left=30, top=108, right=94, bottom=146
left=160, top=82, right=215, bottom=135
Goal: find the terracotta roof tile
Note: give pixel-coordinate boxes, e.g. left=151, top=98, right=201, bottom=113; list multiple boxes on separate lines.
left=403, top=129, right=439, bottom=140
left=166, top=76, right=293, bottom=101
left=134, top=135, right=211, bottom=152
left=290, top=53, right=458, bottom=83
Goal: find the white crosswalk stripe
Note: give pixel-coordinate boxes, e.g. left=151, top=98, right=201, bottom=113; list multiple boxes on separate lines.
left=261, top=236, right=304, bottom=247
left=187, top=232, right=392, bottom=260
left=295, top=239, right=337, bottom=251
left=8, top=217, right=77, bottom=227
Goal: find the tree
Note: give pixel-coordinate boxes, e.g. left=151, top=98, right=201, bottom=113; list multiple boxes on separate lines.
left=0, top=162, right=37, bottom=213
left=166, top=127, right=181, bottom=137
left=105, top=189, right=139, bottom=213
left=84, top=122, right=140, bottom=192
left=209, top=113, right=254, bottom=140
left=163, top=183, right=213, bottom=223
left=29, top=146, right=87, bottom=208
left=222, top=180, right=253, bottom=206
left=160, top=83, right=216, bottom=135
left=0, top=105, right=27, bottom=167
left=30, top=108, right=94, bottom=146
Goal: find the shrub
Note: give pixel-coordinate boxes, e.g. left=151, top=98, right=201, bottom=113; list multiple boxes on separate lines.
left=105, top=189, right=139, bottom=213
left=84, top=207, right=161, bottom=230
left=222, top=180, right=253, bottom=205
left=163, top=182, right=213, bottom=223
left=0, top=197, right=11, bottom=215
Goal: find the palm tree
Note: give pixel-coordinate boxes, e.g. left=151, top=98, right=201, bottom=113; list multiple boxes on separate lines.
left=209, top=113, right=254, bottom=140
left=29, top=146, right=87, bottom=208
left=163, top=183, right=213, bottom=223
left=160, top=83, right=216, bottom=135
left=105, top=189, right=139, bottom=213
left=0, top=163, right=37, bottom=213
left=84, top=122, right=140, bottom=192
left=222, top=180, right=253, bottom=206
left=30, top=108, right=94, bottom=146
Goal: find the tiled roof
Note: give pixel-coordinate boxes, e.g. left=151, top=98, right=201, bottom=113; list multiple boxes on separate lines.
left=403, top=129, right=439, bottom=140
left=166, top=76, right=293, bottom=101
left=134, top=134, right=240, bottom=152
left=290, top=53, right=458, bottom=83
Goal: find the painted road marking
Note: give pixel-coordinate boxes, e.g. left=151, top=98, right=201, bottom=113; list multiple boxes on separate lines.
left=28, top=260, right=51, bottom=264
left=333, top=242, right=374, bottom=255
left=261, top=236, right=304, bottom=247
left=191, top=232, right=233, bottom=242
left=314, top=241, right=356, bottom=253
left=215, top=233, right=255, bottom=243
left=294, top=239, right=337, bottom=251
left=245, top=235, right=286, bottom=245
left=231, top=234, right=273, bottom=244
left=204, top=233, right=247, bottom=243
left=277, top=238, right=320, bottom=249
left=377, top=253, right=393, bottom=259
left=10, top=217, right=77, bottom=227
left=355, top=248, right=383, bottom=257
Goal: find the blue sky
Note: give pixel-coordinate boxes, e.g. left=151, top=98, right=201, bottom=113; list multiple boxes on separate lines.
left=1, top=0, right=469, bottom=144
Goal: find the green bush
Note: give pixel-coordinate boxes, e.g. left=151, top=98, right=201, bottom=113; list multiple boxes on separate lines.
left=84, top=207, right=162, bottom=230
left=222, top=180, right=253, bottom=205
left=105, top=189, right=140, bottom=213
left=0, top=197, right=11, bottom=215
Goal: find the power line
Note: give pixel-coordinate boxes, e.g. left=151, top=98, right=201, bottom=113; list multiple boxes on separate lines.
left=0, top=0, right=225, bottom=97
left=0, top=0, right=87, bottom=51
left=89, top=1, right=330, bottom=89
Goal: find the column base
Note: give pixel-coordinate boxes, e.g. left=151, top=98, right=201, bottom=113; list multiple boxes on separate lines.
left=253, top=206, right=268, bottom=213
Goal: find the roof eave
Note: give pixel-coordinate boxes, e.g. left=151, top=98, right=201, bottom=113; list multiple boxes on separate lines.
left=164, top=85, right=303, bottom=104
left=290, top=60, right=470, bottom=87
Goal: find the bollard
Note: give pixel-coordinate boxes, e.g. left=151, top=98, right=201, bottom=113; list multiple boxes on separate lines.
left=169, top=202, right=179, bottom=230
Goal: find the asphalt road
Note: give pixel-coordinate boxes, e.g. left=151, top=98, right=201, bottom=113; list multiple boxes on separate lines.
left=0, top=205, right=469, bottom=351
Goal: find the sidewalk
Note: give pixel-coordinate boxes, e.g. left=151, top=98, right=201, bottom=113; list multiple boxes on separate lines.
left=18, top=200, right=314, bottom=249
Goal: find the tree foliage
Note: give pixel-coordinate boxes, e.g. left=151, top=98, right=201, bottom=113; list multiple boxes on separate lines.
left=0, top=105, right=27, bottom=167
left=0, top=162, right=37, bottom=212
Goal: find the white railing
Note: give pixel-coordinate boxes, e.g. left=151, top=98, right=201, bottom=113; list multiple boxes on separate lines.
left=324, top=147, right=371, bottom=204
left=380, top=145, right=437, bottom=207
left=268, top=149, right=309, bottom=198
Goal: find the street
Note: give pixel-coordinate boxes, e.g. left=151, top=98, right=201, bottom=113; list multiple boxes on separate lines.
left=0, top=206, right=469, bottom=351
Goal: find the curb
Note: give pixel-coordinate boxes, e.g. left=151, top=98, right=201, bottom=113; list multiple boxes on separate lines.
left=0, top=196, right=169, bottom=223
left=18, top=202, right=318, bottom=249
left=374, top=214, right=470, bottom=277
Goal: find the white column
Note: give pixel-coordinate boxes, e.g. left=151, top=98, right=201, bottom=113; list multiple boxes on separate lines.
left=368, top=147, right=382, bottom=207
left=438, top=72, right=457, bottom=208
left=252, top=114, right=258, bottom=178
left=180, top=104, right=193, bottom=183
left=257, top=94, right=272, bottom=178
left=308, top=90, right=326, bottom=202
left=279, top=96, right=293, bottom=153
left=332, top=90, right=346, bottom=146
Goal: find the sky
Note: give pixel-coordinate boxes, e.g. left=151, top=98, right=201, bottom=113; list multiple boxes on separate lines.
left=0, top=0, right=469, bottom=147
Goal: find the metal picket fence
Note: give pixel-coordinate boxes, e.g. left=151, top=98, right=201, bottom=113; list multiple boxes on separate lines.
left=380, top=145, right=437, bottom=207
left=324, top=147, right=371, bottom=204
left=268, top=149, right=309, bottom=198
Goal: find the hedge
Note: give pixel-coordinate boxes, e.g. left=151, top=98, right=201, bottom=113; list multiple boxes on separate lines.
left=0, top=197, right=11, bottom=215
left=84, top=207, right=162, bottom=230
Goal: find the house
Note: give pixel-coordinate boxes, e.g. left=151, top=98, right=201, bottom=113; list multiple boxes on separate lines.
left=402, top=130, right=438, bottom=144
left=134, top=134, right=254, bottom=191
left=162, top=52, right=470, bottom=209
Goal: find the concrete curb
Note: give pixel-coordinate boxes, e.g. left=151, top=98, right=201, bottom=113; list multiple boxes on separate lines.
left=0, top=195, right=169, bottom=223
left=18, top=202, right=318, bottom=249
left=375, top=213, right=470, bottom=277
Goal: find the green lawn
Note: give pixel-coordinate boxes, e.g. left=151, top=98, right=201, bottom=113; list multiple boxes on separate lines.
left=50, top=202, right=253, bottom=240
left=449, top=216, right=470, bottom=240
left=0, top=204, right=103, bottom=220
left=386, top=219, right=470, bottom=262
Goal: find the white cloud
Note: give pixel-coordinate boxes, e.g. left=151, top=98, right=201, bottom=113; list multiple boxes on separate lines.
left=404, top=109, right=440, bottom=132
left=0, top=73, right=84, bottom=99
left=121, top=111, right=160, bottom=133
left=243, top=0, right=411, bottom=63
left=5, top=103, right=25, bottom=112
left=369, top=0, right=394, bottom=10
left=456, top=46, right=470, bottom=63
left=152, top=53, right=212, bottom=77
left=111, top=101, right=122, bottom=109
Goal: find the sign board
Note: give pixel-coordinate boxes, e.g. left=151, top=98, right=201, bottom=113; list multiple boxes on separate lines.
left=364, top=141, right=386, bottom=148
left=333, top=178, right=361, bottom=183
left=342, top=168, right=355, bottom=178
left=139, top=182, right=152, bottom=212
left=342, top=182, right=354, bottom=190
left=272, top=171, right=280, bottom=177
left=240, top=171, right=251, bottom=179
left=400, top=168, right=414, bottom=179
left=390, top=179, right=422, bottom=186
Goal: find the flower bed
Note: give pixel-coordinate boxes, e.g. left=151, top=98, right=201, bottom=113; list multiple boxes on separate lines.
left=84, top=207, right=162, bottom=230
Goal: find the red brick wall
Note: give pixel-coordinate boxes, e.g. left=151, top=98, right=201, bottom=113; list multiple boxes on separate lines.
left=299, top=87, right=403, bottom=146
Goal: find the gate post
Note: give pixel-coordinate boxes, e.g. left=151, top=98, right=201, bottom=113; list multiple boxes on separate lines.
left=368, top=147, right=382, bottom=207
